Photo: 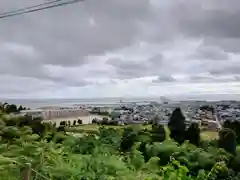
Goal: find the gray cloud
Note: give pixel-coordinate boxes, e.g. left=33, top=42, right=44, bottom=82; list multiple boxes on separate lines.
left=0, top=0, right=240, bottom=97
left=190, top=45, right=229, bottom=60
left=0, top=0, right=152, bottom=67
left=106, top=54, right=163, bottom=79
left=152, top=75, right=176, bottom=83
left=106, top=58, right=148, bottom=79
left=171, top=0, right=240, bottom=53
left=188, top=74, right=240, bottom=83
left=208, top=64, right=240, bottom=75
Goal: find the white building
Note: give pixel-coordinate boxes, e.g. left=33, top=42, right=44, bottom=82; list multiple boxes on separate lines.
left=20, top=106, right=90, bottom=120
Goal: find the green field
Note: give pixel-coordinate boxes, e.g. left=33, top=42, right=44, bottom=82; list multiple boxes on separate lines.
left=66, top=124, right=218, bottom=140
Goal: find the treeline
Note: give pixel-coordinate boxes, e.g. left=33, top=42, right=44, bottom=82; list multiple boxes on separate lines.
left=2, top=106, right=240, bottom=179
left=168, top=108, right=238, bottom=155
left=0, top=102, right=29, bottom=114
left=59, top=119, right=83, bottom=126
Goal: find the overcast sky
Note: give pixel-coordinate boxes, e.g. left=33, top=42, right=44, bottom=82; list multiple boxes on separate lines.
left=0, top=0, right=240, bottom=99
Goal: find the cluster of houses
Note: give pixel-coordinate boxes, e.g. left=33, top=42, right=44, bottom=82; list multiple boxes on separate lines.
left=17, top=100, right=240, bottom=131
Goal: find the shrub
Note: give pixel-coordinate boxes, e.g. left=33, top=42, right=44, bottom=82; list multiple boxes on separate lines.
left=223, top=120, right=240, bottom=144
left=78, top=119, right=83, bottom=125
left=53, top=122, right=57, bottom=128
left=168, top=108, right=186, bottom=144
left=100, top=117, right=109, bottom=125
left=186, top=122, right=200, bottom=146
left=120, top=127, right=138, bottom=152
left=229, top=154, right=240, bottom=173
left=73, top=120, right=77, bottom=126
left=151, top=123, right=166, bottom=142
left=92, top=119, right=97, bottom=124
left=218, top=128, right=237, bottom=155
left=107, top=120, right=118, bottom=126
left=57, top=126, right=65, bottom=132
left=61, top=121, right=66, bottom=126
left=146, top=141, right=179, bottom=165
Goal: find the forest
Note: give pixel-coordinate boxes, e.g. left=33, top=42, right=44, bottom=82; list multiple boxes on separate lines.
left=1, top=107, right=240, bottom=180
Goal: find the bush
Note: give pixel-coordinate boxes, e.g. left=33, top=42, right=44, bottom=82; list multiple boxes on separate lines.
left=107, top=120, right=118, bottom=126
left=61, top=121, right=66, bottom=126
left=3, top=103, right=240, bottom=179
left=218, top=128, right=237, bottom=155
left=120, top=127, right=138, bottom=152
left=229, top=154, right=240, bottom=173
left=168, top=108, right=186, bottom=144
left=92, top=119, right=97, bottom=124
left=73, top=120, right=77, bottom=126
left=78, top=119, right=83, bottom=125
left=100, top=117, right=109, bottom=125
left=146, top=141, right=179, bottom=165
left=151, top=123, right=166, bottom=142
left=57, top=126, right=65, bottom=132
left=223, top=120, right=240, bottom=144
left=186, top=122, right=200, bottom=146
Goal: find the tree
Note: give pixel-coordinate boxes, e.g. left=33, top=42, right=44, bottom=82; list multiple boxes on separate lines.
left=78, top=119, right=83, bottom=125
left=5, top=104, right=18, bottom=114
left=185, top=122, right=200, bottom=146
left=101, top=117, right=109, bottom=125
left=223, top=120, right=240, bottom=144
left=73, top=120, right=77, bottom=126
left=18, top=105, right=25, bottom=112
left=57, top=126, right=65, bottom=132
left=151, top=123, right=166, bottom=142
left=168, top=108, right=186, bottom=144
left=92, top=118, right=97, bottom=124
left=68, top=121, right=71, bottom=126
left=218, top=128, right=236, bottom=155
left=53, top=122, right=57, bottom=128
left=120, top=127, right=138, bottom=152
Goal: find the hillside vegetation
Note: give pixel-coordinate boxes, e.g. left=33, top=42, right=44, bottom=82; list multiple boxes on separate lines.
left=1, top=107, right=240, bottom=179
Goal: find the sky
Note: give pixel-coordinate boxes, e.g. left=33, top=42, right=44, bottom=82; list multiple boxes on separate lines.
left=0, top=0, right=240, bottom=99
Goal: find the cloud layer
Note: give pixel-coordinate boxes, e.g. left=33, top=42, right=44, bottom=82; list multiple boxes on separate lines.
left=0, top=0, right=239, bottom=99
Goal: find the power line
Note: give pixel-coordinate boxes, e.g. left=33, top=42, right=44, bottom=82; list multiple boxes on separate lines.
left=0, top=0, right=61, bottom=17
left=0, top=0, right=85, bottom=20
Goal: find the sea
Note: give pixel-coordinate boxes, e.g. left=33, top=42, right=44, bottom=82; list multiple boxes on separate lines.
left=1, top=97, right=162, bottom=109
left=2, top=94, right=240, bottom=109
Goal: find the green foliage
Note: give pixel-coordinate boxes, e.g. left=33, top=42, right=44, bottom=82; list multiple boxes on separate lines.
left=1, top=113, right=240, bottom=180
left=78, top=119, right=83, bottom=125
left=223, top=120, right=240, bottom=144
left=0, top=103, right=27, bottom=114
left=186, top=122, right=200, bottom=146
left=120, top=126, right=140, bottom=152
left=151, top=123, right=166, bottom=142
left=219, top=128, right=237, bottom=155
left=168, top=108, right=186, bottom=144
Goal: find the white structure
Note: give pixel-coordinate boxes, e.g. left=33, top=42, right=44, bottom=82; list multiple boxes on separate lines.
left=20, top=106, right=90, bottom=120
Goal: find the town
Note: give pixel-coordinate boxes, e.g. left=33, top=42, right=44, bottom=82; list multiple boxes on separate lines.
left=16, top=98, right=240, bottom=132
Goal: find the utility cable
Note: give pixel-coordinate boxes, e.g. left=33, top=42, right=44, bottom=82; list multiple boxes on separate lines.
left=0, top=0, right=85, bottom=19
left=0, top=0, right=62, bottom=17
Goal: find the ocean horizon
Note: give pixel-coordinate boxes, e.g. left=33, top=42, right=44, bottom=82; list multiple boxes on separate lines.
left=0, top=97, right=162, bottom=109
left=1, top=94, right=240, bottom=109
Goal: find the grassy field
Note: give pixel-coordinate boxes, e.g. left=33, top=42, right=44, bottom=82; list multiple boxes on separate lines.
left=66, top=124, right=218, bottom=140
left=200, top=131, right=218, bottom=140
